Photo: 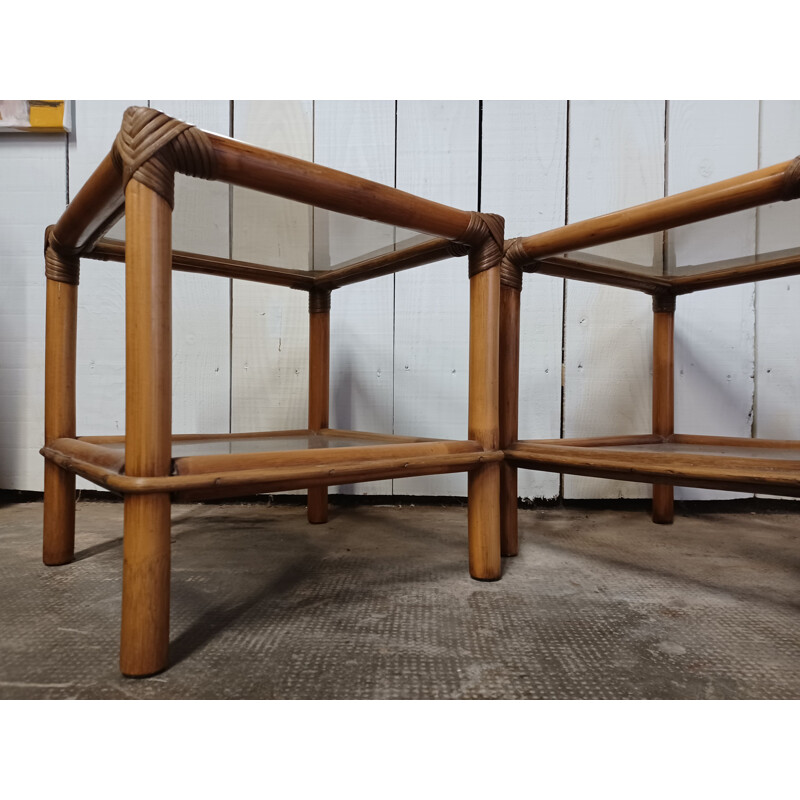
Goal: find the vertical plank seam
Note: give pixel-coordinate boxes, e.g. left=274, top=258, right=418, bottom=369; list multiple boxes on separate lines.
left=559, top=100, right=572, bottom=501
left=391, top=100, right=398, bottom=496
left=228, top=100, right=234, bottom=436
left=311, top=101, right=316, bottom=272
left=663, top=100, right=670, bottom=275
left=752, top=100, right=764, bottom=441
left=64, top=129, right=70, bottom=206
left=477, top=101, right=483, bottom=212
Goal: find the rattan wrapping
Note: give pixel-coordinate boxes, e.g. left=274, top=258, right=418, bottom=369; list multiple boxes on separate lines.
left=308, top=288, right=332, bottom=314
left=781, top=156, right=800, bottom=201
left=652, top=292, right=677, bottom=313
left=456, top=212, right=505, bottom=278
left=499, top=238, right=526, bottom=291
left=44, top=229, right=79, bottom=285
left=111, top=107, right=217, bottom=208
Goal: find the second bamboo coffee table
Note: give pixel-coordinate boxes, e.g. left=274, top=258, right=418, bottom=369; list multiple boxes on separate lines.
left=498, top=157, right=800, bottom=554
left=41, top=106, right=505, bottom=676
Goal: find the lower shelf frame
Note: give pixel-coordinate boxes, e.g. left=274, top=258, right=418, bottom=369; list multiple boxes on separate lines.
left=41, top=427, right=501, bottom=500
left=506, top=433, right=800, bottom=497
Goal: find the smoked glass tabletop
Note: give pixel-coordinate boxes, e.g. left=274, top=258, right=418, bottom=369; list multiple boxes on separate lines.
left=170, top=178, right=441, bottom=273
left=532, top=198, right=800, bottom=280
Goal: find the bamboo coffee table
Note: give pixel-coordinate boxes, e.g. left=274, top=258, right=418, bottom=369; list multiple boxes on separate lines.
left=41, top=106, right=505, bottom=676
left=498, top=157, right=800, bottom=555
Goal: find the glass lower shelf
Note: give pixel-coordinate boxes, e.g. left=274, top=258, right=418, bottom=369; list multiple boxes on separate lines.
left=507, top=434, right=800, bottom=497
left=84, top=430, right=420, bottom=459
left=42, top=428, right=491, bottom=499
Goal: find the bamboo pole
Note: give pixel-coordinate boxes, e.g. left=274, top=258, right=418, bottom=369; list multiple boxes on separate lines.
left=50, top=152, right=124, bottom=255
left=119, top=179, right=173, bottom=678
left=652, top=295, right=675, bottom=523
left=513, top=160, right=795, bottom=264
left=499, top=281, right=521, bottom=557
left=307, top=290, right=330, bottom=524
left=43, top=279, right=78, bottom=565
left=467, top=229, right=503, bottom=581
left=208, top=133, right=473, bottom=240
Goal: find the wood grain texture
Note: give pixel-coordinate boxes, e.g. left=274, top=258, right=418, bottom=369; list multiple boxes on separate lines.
left=652, top=306, right=675, bottom=523
left=0, top=127, right=66, bottom=490
left=467, top=263, right=501, bottom=579
left=481, top=101, right=567, bottom=502
left=230, top=101, right=313, bottom=440
left=307, top=306, right=329, bottom=522
left=120, top=178, right=173, bottom=677
left=120, top=492, right=171, bottom=676
left=564, top=101, right=666, bottom=499
left=393, top=101, right=479, bottom=496
left=43, top=280, right=77, bottom=563
left=513, top=160, right=792, bottom=263
left=153, top=101, right=231, bottom=436
left=505, top=440, right=800, bottom=496
left=668, top=101, right=759, bottom=501
left=314, top=100, right=395, bottom=495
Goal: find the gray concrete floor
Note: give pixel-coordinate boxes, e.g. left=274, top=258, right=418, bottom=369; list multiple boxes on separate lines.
left=1, top=499, right=798, bottom=699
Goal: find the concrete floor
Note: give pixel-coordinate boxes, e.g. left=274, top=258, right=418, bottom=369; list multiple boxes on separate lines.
left=1, top=499, right=798, bottom=699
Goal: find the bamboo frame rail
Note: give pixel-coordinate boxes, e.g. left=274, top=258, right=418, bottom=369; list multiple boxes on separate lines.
left=504, top=437, right=800, bottom=497
left=85, top=233, right=471, bottom=293
left=506, top=157, right=800, bottom=267
left=41, top=105, right=504, bottom=677
left=48, top=107, right=479, bottom=268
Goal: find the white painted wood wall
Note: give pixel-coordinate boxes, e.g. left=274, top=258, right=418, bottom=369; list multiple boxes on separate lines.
left=2, top=100, right=799, bottom=501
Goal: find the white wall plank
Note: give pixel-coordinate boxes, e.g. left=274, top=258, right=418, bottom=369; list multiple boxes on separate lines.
left=71, top=101, right=143, bottom=461
left=313, top=100, right=396, bottom=495
left=393, top=101, right=479, bottom=496
left=753, top=102, right=800, bottom=499
left=668, top=101, right=759, bottom=500
left=0, top=131, right=66, bottom=490
left=564, top=101, right=666, bottom=499
left=153, top=100, right=231, bottom=436
left=480, top=100, right=567, bottom=500
left=755, top=102, right=800, bottom=441
left=230, top=101, right=313, bottom=435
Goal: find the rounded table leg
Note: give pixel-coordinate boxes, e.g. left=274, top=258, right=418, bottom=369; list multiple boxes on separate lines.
left=120, top=493, right=171, bottom=677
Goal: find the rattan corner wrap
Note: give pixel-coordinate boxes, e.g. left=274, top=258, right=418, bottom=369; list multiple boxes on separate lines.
left=111, top=106, right=218, bottom=208
left=781, top=156, right=800, bottom=201
left=308, top=288, right=332, bottom=314
left=499, top=238, right=526, bottom=291
left=652, top=292, right=676, bottom=313
left=456, top=212, right=505, bottom=278
left=44, top=227, right=80, bottom=285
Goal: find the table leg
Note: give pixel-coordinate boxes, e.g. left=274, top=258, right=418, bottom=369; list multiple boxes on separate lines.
left=499, top=280, right=521, bottom=556
left=468, top=255, right=502, bottom=581
left=119, top=178, right=173, bottom=677
left=43, top=277, right=77, bottom=565
left=308, top=289, right=330, bottom=524
left=652, top=294, right=675, bottom=524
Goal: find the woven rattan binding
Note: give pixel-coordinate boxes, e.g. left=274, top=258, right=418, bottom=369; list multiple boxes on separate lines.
left=309, top=288, right=332, bottom=314
left=456, top=212, right=505, bottom=279
left=111, top=106, right=217, bottom=208
left=652, top=292, right=676, bottom=313
left=44, top=227, right=80, bottom=285
left=781, top=156, right=800, bottom=201
left=498, top=238, right=526, bottom=291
